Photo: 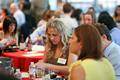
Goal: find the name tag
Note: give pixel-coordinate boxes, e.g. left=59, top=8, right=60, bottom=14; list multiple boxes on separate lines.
left=57, top=58, right=66, bottom=64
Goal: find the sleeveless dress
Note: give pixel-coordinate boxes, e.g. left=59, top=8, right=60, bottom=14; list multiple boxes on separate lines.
left=69, top=58, right=116, bottom=80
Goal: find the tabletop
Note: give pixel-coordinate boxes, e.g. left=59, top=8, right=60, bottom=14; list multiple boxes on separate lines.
left=3, top=50, right=44, bottom=71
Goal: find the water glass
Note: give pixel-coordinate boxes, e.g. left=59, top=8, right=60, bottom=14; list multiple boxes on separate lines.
left=36, top=68, right=45, bottom=78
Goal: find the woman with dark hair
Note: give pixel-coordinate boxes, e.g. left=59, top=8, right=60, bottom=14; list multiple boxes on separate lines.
left=69, top=24, right=116, bottom=80
left=98, top=11, right=120, bottom=46
left=113, top=5, right=120, bottom=22
left=0, top=16, right=17, bottom=49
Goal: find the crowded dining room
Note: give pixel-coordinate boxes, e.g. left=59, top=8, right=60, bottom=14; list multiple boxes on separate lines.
left=0, top=0, right=120, bottom=80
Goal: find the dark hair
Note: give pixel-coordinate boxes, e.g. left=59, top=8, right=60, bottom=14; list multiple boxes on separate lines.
left=1, top=8, right=8, bottom=15
left=98, top=11, right=117, bottom=30
left=94, top=23, right=112, bottom=41
left=114, top=5, right=120, bottom=17
left=3, top=16, right=17, bottom=35
left=63, top=3, right=73, bottom=13
left=74, top=24, right=103, bottom=60
left=71, top=8, right=82, bottom=21
left=22, top=2, right=31, bottom=10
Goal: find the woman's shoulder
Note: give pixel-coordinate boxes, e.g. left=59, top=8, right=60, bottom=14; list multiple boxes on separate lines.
left=69, top=58, right=108, bottom=70
left=69, top=60, right=82, bottom=71
left=81, top=58, right=110, bottom=65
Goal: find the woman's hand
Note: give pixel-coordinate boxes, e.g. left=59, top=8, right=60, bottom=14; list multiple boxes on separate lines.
left=35, top=60, right=47, bottom=70
left=5, top=39, right=16, bottom=47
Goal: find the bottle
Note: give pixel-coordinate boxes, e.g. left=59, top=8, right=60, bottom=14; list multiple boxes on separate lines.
left=50, top=71, right=57, bottom=79
left=26, top=36, right=32, bottom=51
left=36, top=67, right=45, bottom=78
left=14, top=69, right=22, bottom=80
left=29, top=62, right=36, bottom=80
left=19, top=34, right=26, bottom=50
left=10, top=67, right=15, bottom=75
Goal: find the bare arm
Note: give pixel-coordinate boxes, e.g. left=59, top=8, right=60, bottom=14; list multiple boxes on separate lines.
left=70, top=65, right=85, bottom=80
left=45, top=53, right=78, bottom=75
left=45, top=63, right=68, bottom=75
left=36, top=53, right=78, bottom=75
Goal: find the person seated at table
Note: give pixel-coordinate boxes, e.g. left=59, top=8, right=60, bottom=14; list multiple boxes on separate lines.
left=69, top=24, right=116, bottom=80
left=94, top=23, right=120, bottom=80
left=35, top=18, right=78, bottom=76
left=0, top=16, right=17, bottom=49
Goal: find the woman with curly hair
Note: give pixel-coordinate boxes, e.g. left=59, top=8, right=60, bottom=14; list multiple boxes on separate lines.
left=36, top=18, right=78, bottom=77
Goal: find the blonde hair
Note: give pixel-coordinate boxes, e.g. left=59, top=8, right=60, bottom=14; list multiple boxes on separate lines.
left=45, top=18, right=69, bottom=61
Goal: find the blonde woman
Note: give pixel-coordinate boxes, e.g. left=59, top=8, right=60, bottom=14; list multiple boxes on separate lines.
left=36, top=18, right=78, bottom=76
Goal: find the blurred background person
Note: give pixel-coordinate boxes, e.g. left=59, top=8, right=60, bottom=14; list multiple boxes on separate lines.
left=113, top=5, right=120, bottom=29
left=56, top=0, right=65, bottom=14
left=59, top=3, right=78, bottom=38
left=30, top=10, right=55, bottom=45
left=87, top=7, right=96, bottom=13
left=71, top=8, right=82, bottom=25
left=0, top=8, right=9, bottom=40
left=69, top=24, right=116, bottom=80
left=98, top=11, right=120, bottom=46
left=10, top=2, right=25, bottom=30
left=30, top=0, right=49, bottom=23
left=81, top=11, right=96, bottom=25
left=19, top=1, right=36, bottom=42
left=0, top=8, right=9, bottom=23
left=87, top=7, right=96, bottom=23
left=113, top=5, right=120, bottom=23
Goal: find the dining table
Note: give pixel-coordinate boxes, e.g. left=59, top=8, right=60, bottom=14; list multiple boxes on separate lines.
left=2, top=45, right=45, bottom=72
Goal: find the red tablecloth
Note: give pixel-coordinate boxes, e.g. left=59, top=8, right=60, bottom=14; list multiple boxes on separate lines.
left=3, top=50, right=44, bottom=72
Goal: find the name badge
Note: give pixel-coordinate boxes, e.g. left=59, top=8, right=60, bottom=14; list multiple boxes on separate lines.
left=57, top=58, right=67, bottom=64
